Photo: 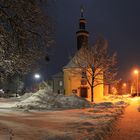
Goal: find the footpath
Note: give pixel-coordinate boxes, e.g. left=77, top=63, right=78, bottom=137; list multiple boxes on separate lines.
left=105, top=98, right=140, bottom=140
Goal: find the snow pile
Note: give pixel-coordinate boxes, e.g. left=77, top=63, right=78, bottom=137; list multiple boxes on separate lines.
left=91, top=101, right=126, bottom=120
left=93, top=102, right=114, bottom=108
left=18, top=92, right=34, bottom=100
left=114, top=100, right=129, bottom=107
left=16, top=89, right=91, bottom=110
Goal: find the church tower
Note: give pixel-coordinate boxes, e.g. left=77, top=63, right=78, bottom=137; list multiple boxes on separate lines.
left=76, top=7, right=89, bottom=50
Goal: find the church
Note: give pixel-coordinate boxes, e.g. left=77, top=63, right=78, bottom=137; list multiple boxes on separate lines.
left=63, top=8, right=104, bottom=101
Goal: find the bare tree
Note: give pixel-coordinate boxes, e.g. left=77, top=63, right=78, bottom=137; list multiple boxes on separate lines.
left=0, top=0, right=52, bottom=79
left=72, top=36, right=117, bottom=102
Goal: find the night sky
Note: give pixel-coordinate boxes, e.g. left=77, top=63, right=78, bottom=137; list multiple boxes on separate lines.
left=41, top=0, right=140, bottom=81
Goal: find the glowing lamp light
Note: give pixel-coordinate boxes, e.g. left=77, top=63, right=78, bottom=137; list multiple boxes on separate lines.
left=34, top=74, right=41, bottom=79
left=134, top=69, right=139, bottom=74
left=123, top=83, right=126, bottom=87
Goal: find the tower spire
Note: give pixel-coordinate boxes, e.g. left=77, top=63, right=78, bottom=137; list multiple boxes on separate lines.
left=76, top=6, right=89, bottom=50
left=80, top=5, right=84, bottom=18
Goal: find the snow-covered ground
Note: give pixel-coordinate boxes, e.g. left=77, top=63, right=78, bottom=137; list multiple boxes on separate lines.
left=0, top=104, right=126, bottom=140
left=0, top=98, right=19, bottom=109
left=0, top=90, right=129, bottom=140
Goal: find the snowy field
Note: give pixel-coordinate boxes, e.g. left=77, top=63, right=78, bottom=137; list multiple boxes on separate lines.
left=0, top=90, right=130, bottom=140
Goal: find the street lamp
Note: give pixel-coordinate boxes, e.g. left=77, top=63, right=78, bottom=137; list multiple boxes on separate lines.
left=34, top=73, right=41, bottom=80
left=133, top=69, right=139, bottom=96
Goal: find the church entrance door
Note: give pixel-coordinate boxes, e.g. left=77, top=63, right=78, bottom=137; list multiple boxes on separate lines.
left=80, top=87, right=88, bottom=98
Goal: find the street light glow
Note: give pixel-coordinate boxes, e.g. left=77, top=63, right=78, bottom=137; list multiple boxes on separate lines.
left=123, top=83, right=126, bottom=87
left=34, top=73, right=41, bottom=79
left=134, top=69, right=139, bottom=74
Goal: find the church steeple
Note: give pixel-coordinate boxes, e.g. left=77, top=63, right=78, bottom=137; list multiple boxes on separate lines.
left=80, top=5, right=84, bottom=18
left=76, top=6, right=89, bottom=50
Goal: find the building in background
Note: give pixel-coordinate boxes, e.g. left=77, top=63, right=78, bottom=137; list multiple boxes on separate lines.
left=47, top=72, right=64, bottom=94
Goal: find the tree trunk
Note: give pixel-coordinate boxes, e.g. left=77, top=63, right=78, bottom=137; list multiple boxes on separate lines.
left=91, top=85, right=94, bottom=102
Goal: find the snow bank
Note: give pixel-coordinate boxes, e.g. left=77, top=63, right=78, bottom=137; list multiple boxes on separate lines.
left=18, top=92, right=34, bottom=100
left=16, top=88, right=129, bottom=111
left=93, top=102, right=114, bottom=108
left=16, top=89, right=91, bottom=110
left=104, top=94, right=130, bottom=101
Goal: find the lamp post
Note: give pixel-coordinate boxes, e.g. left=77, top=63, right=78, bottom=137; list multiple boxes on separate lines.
left=133, top=70, right=139, bottom=96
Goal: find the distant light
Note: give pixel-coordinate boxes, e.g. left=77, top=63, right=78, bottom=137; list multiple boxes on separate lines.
left=134, top=69, right=139, bottom=75
left=123, top=83, right=126, bottom=87
left=34, top=74, right=41, bottom=79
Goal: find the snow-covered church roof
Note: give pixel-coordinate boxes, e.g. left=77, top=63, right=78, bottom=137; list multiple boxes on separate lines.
left=63, top=47, right=86, bottom=69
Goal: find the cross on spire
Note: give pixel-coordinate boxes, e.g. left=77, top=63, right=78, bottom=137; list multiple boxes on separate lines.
left=80, top=5, right=84, bottom=18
